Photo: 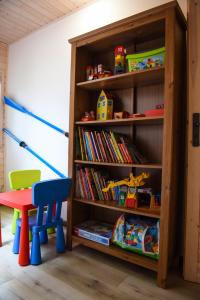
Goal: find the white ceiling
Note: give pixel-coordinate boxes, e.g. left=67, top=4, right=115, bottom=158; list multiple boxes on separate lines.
left=0, top=0, right=94, bottom=44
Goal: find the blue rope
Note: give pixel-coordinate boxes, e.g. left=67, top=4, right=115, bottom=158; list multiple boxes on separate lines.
left=3, top=128, right=66, bottom=179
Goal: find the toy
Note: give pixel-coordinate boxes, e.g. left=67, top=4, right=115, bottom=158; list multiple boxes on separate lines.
left=97, top=90, right=113, bottom=121
left=81, top=111, right=95, bottom=122
left=114, top=46, right=126, bottom=74
left=112, top=214, right=159, bottom=259
left=102, top=172, right=150, bottom=208
left=86, top=64, right=112, bottom=80
left=114, top=111, right=129, bottom=119
left=126, top=47, right=165, bottom=72
left=144, top=103, right=164, bottom=116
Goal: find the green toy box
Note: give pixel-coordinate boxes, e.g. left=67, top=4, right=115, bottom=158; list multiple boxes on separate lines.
left=126, top=47, right=165, bottom=72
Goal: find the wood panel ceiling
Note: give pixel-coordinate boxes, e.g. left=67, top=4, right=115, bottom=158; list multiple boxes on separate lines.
left=0, top=0, right=94, bottom=44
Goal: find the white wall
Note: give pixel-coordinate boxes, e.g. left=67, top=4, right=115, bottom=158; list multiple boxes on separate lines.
left=6, top=0, right=186, bottom=217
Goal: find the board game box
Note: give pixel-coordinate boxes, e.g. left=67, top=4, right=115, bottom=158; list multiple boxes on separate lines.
left=73, top=220, right=113, bottom=246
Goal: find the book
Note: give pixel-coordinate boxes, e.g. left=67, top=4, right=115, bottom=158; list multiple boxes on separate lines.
left=73, top=220, right=113, bottom=246
left=76, top=127, right=147, bottom=165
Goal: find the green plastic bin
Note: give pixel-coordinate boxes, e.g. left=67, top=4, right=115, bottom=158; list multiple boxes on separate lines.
left=126, top=47, right=165, bottom=72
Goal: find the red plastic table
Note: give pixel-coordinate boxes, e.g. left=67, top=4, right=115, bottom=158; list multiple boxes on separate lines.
left=0, top=189, right=34, bottom=266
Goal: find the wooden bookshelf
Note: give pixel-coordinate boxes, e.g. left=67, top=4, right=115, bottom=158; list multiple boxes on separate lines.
left=76, top=67, right=164, bottom=90
left=73, top=235, right=158, bottom=271
left=74, top=160, right=162, bottom=169
left=68, top=1, right=186, bottom=288
left=75, top=115, right=164, bottom=126
left=74, top=198, right=160, bottom=218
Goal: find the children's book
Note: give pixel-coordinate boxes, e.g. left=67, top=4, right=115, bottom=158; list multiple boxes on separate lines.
left=73, top=220, right=113, bottom=246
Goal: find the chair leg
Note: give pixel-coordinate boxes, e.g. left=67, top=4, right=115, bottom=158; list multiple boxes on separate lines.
left=29, top=230, right=32, bottom=242
left=40, top=230, right=48, bottom=244
left=11, top=209, right=20, bottom=235
left=13, top=224, right=21, bottom=254
left=56, top=224, right=65, bottom=253
left=31, top=231, right=42, bottom=265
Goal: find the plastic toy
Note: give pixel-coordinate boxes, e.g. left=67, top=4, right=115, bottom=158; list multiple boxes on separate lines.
left=81, top=111, right=95, bottom=122
left=112, top=214, right=159, bottom=259
left=97, top=90, right=113, bottom=121
left=144, top=103, right=164, bottom=116
left=103, top=172, right=150, bottom=208
left=114, top=46, right=126, bottom=74
left=114, top=111, right=129, bottom=119
left=86, top=64, right=112, bottom=80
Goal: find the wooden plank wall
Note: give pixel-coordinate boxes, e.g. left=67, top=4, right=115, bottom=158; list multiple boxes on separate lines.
left=184, top=0, right=200, bottom=284
left=0, top=42, right=8, bottom=192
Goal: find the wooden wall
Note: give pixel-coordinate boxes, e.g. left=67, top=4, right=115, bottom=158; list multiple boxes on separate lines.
left=0, top=42, right=8, bottom=191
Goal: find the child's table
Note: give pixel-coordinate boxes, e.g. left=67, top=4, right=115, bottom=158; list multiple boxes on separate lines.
left=0, top=189, right=34, bottom=266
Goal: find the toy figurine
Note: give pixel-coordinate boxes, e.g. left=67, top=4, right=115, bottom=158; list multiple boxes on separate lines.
left=114, top=46, right=126, bottom=74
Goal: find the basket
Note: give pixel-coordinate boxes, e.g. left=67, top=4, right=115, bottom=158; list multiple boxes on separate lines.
left=126, top=47, right=165, bottom=72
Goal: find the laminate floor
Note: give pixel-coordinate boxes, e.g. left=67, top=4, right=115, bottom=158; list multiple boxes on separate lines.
left=0, top=207, right=199, bottom=300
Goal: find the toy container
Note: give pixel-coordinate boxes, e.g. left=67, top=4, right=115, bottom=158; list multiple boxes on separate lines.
left=112, top=214, right=159, bottom=260
left=126, top=47, right=165, bottom=72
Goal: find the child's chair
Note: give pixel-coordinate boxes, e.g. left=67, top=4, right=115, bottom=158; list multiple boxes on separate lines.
left=9, top=170, right=41, bottom=235
left=13, top=178, right=72, bottom=265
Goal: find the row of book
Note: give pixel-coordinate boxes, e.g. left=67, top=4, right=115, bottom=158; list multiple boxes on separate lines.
left=77, top=127, right=147, bottom=164
left=76, top=166, right=110, bottom=201
left=76, top=166, right=130, bottom=203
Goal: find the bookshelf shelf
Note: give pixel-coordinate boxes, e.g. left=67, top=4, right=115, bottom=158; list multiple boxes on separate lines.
left=75, top=116, right=164, bottom=126
left=74, top=160, right=162, bottom=169
left=68, top=2, right=186, bottom=288
left=74, top=198, right=160, bottom=218
left=77, top=67, right=164, bottom=91
left=73, top=235, right=158, bottom=271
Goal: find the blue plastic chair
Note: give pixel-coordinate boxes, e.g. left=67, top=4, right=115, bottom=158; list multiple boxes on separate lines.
left=13, top=178, right=72, bottom=265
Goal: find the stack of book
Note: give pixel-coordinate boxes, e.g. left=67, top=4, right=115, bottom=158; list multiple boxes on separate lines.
left=77, top=127, right=147, bottom=164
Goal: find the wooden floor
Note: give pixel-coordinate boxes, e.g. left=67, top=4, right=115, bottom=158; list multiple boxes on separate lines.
left=0, top=207, right=199, bottom=300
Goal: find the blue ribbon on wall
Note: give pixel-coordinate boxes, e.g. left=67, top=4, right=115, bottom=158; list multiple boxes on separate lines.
left=4, top=96, right=69, bottom=137
left=3, top=128, right=66, bottom=179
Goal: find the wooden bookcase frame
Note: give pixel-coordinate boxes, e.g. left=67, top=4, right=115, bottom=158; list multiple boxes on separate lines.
left=67, top=1, right=186, bottom=288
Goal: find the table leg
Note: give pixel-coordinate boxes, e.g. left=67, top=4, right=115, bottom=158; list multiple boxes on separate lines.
left=19, top=209, right=29, bottom=266
left=0, top=206, right=2, bottom=247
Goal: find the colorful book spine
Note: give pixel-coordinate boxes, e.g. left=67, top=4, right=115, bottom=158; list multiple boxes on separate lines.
left=110, top=131, right=123, bottom=163
left=81, top=128, right=88, bottom=161
left=85, top=168, right=95, bottom=200
left=78, top=127, right=85, bottom=160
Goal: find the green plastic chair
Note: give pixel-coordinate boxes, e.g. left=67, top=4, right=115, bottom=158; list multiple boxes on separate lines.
left=9, top=170, right=41, bottom=236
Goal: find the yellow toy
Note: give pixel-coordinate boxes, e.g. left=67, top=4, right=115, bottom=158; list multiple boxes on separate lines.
left=102, top=172, right=150, bottom=208
left=97, top=90, right=113, bottom=121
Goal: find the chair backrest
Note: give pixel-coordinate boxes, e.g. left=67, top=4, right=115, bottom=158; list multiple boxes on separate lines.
left=32, top=178, right=72, bottom=227
left=9, top=170, right=41, bottom=190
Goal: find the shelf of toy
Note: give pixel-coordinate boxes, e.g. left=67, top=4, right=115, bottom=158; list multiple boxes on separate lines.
left=75, top=116, right=164, bottom=126
left=74, top=160, right=162, bottom=169
left=74, top=198, right=160, bottom=218
left=72, top=235, right=158, bottom=271
left=76, top=67, right=164, bottom=91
